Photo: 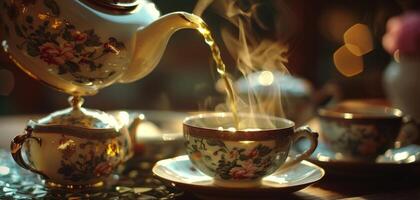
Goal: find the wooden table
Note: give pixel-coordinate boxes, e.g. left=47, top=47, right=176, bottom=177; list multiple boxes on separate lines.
left=1, top=114, right=419, bottom=200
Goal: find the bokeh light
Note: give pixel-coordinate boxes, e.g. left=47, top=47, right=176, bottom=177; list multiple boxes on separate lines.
left=332, top=23, right=373, bottom=77
left=0, top=166, right=10, bottom=175
left=333, top=45, right=364, bottom=77
left=344, top=23, right=373, bottom=56
left=258, top=71, right=274, bottom=86
left=319, top=8, right=356, bottom=43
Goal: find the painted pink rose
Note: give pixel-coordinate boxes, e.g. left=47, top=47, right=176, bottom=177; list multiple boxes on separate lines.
left=229, top=160, right=257, bottom=179
left=39, top=42, right=75, bottom=65
left=70, top=30, right=88, bottom=43
left=228, top=150, right=239, bottom=159
left=61, top=43, right=75, bottom=60
left=247, top=148, right=258, bottom=158
left=39, top=42, right=61, bottom=65
left=383, top=12, right=420, bottom=57
left=94, top=162, right=113, bottom=176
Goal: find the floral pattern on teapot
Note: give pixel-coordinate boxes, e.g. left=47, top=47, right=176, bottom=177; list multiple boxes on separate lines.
left=185, top=137, right=281, bottom=180
left=2, top=0, right=126, bottom=84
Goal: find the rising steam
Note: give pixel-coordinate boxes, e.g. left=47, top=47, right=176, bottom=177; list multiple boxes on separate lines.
left=194, top=0, right=290, bottom=124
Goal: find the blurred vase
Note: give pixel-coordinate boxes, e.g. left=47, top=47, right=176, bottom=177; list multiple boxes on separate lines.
left=384, top=58, right=420, bottom=145
left=384, top=58, right=420, bottom=121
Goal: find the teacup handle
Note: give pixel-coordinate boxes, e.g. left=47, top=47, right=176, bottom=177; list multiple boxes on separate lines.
left=396, top=116, right=420, bottom=147
left=279, top=126, right=318, bottom=171
left=10, top=126, right=48, bottom=179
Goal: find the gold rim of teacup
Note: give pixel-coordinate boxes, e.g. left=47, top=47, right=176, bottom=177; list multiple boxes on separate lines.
left=183, top=112, right=294, bottom=141
left=318, top=104, right=403, bottom=120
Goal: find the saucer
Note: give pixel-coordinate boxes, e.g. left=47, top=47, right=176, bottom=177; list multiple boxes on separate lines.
left=152, top=155, right=325, bottom=199
left=294, top=140, right=420, bottom=177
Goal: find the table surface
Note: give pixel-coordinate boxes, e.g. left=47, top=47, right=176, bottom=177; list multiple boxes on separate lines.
left=0, top=114, right=419, bottom=200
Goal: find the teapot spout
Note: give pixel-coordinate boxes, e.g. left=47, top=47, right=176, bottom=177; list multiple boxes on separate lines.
left=119, top=12, right=203, bottom=83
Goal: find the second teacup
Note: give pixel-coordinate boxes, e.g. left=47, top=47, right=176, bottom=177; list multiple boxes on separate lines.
left=183, top=112, right=318, bottom=188
left=318, top=100, right=409, bottom=161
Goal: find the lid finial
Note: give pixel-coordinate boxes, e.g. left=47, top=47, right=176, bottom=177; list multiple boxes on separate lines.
left=69, top=96, right=84, bottom=109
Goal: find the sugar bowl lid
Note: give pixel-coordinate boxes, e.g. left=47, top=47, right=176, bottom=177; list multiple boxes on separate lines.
left=32, top=96, right=120, bottom=130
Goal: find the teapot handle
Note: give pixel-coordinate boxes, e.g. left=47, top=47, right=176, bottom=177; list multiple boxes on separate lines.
left=10, top=126, right=48, bottom=179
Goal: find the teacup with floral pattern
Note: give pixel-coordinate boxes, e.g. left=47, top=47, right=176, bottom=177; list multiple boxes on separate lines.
left=318, top=100, right=412, bottom=161
left=183, top=112, right=318, bottom=188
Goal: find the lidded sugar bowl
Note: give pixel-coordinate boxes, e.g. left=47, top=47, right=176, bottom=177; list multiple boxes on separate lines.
left=10, top=97, right=133, bottom=188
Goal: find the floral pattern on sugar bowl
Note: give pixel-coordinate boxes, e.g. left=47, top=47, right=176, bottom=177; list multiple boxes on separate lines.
left=21, top=128, right=130, bottom=186
left=56, top=136, right=122, bottom=182
left=184, top=136, right=289, bottom=181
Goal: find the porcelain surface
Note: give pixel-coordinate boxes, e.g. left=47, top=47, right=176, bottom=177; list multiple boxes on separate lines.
left=292, top=116, right=420, bottom=177
left=153, top=155, right=325, bottom=199
left=24, top=131, right=129, bottom=186
left=318, top=101, right=405, bottom=160
left=1, top=0, right=156, bottom=95
left=10, top=99, right=133, bottom=188
left=294, top=139, right=420, bottom=177
left=1, top=0, right=203, bottom=95
left=385, top=59, right=420, bottom=123
left=183, top=113, right=318, bottom=187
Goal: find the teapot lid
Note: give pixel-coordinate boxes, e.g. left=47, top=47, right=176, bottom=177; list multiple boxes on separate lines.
left=81, top=0, right=141, bottom=12
left=34, top=96, right=120, bottom=130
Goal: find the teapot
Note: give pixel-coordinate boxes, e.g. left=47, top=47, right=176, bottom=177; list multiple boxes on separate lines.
left=1, top=0, right=204, bottom=96
left=2, top=0, right=212, bottom=188
left=10, top=96, right=138, bottom=188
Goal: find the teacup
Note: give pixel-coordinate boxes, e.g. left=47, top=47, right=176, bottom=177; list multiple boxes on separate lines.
left=318, top=100, right=410, bottom=161
left=183, top=112, right=318, bottom=188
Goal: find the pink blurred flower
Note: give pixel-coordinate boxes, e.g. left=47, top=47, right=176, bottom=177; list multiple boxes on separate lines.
left=383, top=12, right=420, bottom=57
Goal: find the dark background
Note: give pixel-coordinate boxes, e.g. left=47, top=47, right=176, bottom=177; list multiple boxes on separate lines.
left=0, top=0, right=419, bottom=115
